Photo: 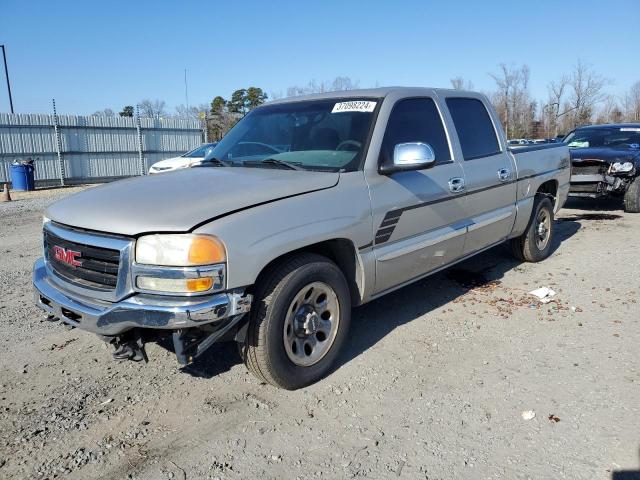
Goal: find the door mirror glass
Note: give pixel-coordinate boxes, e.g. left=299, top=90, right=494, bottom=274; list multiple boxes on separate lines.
left=382, top=142, right=436, bottom=174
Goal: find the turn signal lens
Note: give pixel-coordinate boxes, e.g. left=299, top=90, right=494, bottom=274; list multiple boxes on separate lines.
left=186, top=277, right=214, bottom=292
left=188, top=236, right=226, bottom=265
left=137, top=276, right=214, bottom=293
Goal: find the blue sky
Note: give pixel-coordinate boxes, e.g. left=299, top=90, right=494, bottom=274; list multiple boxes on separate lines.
left=0, top=0, right=637, bottom=115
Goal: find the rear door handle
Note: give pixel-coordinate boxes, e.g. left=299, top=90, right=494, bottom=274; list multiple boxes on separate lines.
left=498, top=168, right=512, bottom=182
left=448, top=177, right=465, bottom=193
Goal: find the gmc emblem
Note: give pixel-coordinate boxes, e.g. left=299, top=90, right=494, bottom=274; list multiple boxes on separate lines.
left=53, top=246, right=82, bottom=267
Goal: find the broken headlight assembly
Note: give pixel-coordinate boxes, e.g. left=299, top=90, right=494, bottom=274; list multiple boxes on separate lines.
left=134, top=234, right=226, bottom=295
left=609, top=162, right=635, bottom=174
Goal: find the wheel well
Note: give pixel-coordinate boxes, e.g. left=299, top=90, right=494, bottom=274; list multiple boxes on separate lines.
left=537, top=180, right=558, bottom=208
left=252, top=239, right=364, bottom=306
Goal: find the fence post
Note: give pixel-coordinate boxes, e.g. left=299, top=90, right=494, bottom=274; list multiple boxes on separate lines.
left=136, top=105, right=145, bottom=175
left=52, top=99, right=65, bottom=186
left=2, top=158, right=8, bottom=184
left=201, top=113, right=208, bottom=143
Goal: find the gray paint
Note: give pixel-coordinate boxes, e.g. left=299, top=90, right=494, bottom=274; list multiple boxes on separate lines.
left=38, top=87, right=570, bottom=307
left=46, top=167, right=340, bottom=235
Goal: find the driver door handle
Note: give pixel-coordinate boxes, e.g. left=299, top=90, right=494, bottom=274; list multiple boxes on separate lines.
left=448, top=177, right=465, bottom=193
left=498, top=168, right=512, bottom=182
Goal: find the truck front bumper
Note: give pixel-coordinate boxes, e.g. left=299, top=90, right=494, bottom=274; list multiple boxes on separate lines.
left=33, top=258, right=251, bottom=336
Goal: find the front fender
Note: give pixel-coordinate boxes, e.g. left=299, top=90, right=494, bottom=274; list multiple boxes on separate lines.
left=193, top=172, right=374, bottom=291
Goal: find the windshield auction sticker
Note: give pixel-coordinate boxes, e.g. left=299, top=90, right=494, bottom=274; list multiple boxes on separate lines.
left=331, top=101, right=377, bottom=113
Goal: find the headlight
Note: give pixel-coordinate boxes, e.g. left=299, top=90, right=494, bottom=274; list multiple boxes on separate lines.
left=610, top=162, right=634, bottom=173
left=43, top=216, right=50, bottom=226
left=134, top=234, right=226, bottom=295
left=136, top=234, right=226, bottom=266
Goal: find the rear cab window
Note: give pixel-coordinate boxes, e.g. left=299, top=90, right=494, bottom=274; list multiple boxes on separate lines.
left=379, top=97, right=452, bottom=166
left=445, top=97, right=501, bottom=160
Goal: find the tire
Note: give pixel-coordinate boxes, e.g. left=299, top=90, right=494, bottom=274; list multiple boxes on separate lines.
left=511, top=195, right=555, bottom=262
left=623, top=177, right=640, bottom=213
left=241, top=253, right=351, bottom=390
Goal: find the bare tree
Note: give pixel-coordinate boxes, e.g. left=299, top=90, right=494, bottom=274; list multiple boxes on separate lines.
left=595, top=95, right=623, bottom=124
left=286, top=76, right=359, bottom=97
left=543, top=75, right=569, bottom=136
left=331, top=76, right=359, bottom=91
left=138, top=99, right=167, bottom=118
left=622, top=81, right=640, bottom=122
left=450, top=77, right=474, bottom=90
left=92, top=108, right=115, bottom=117
left=489, top=64, right=533, bottom=138
left=567, top=60, right=608, bottom=127
left=175, top=103, right=208, bottom=120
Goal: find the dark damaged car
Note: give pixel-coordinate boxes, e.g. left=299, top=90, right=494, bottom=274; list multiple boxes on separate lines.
left=566, top=123, right=640, bottom=212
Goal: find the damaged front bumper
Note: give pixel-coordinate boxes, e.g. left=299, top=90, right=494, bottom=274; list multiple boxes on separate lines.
left=33, top=258, right=252, bottom=337
left=569, top=172, right=633, bottom=198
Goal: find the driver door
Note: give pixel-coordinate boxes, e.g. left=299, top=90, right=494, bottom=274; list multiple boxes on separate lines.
left=368, top=97, right=468, bottom=295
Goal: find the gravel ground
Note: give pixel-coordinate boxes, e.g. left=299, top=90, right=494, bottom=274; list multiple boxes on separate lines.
left=0, top=187, right=639, bottom=480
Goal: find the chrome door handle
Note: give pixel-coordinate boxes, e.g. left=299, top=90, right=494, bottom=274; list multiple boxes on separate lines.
left=448, top=177, right=465, bottom=193
left=498, top=168, right=512, bottom=182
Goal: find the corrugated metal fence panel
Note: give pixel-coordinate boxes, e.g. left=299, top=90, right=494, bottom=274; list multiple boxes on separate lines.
left=0, top=113, right=202, bottom=184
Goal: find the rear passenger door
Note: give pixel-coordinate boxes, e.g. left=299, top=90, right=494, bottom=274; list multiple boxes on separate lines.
left=368, top=97, right=467, bottom=295
left=444, top=97, right=517, bottom=256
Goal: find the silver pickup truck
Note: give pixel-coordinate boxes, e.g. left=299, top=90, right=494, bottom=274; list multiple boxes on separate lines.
left=34, top=87, right=570, bottom=389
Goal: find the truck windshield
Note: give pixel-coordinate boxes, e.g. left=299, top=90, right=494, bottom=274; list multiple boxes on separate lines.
left=564, top=127, right=640, bottom=149
left=203, top=98, right=379, bottom=172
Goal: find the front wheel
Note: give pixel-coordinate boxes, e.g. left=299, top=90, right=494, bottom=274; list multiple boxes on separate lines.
left=241, top=253, right=351, bottom=390
left=511, top=195, right=555, bottom=262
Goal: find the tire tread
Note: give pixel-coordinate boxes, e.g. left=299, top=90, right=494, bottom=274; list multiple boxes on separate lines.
left=244, top=253, right=340, bottom=389
left=624, top=178, right=640, bottom=213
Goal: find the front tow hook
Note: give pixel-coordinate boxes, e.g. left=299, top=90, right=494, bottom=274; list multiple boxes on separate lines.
left=112, top=336, right=148, bottom=363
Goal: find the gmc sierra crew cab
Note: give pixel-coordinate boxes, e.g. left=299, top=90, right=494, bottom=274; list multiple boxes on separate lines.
left=33, top=87, right=570, bottom=389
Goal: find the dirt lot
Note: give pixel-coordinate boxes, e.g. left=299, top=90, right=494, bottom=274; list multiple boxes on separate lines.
left=0, top=187, right=639, bottom=480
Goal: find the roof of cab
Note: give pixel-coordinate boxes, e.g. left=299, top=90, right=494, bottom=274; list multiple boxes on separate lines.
left=264, top=86, right=476, bottom=105
left=576, top=123, right=640, bottom=130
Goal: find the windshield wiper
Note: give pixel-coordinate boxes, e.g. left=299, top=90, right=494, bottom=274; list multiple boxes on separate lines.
left=198, top=157, right=232, bottom=167
left=255, top=158, right=304, bottom=171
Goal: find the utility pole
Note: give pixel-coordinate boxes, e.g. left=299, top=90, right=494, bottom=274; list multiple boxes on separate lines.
left=184, top=68, right=189, bottom=110
left=1, top=45, right=15, bottom=114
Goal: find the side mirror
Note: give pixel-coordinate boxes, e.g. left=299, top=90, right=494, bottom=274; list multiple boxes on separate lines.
left=380, top=142, right=437, bottom=174
left=204, top=146, right=216, bottom=159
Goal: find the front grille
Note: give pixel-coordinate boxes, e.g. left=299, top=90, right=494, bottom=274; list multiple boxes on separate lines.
left=571, top=163, right=607, bottom=175
left=44, top=229, right=121, bottom=291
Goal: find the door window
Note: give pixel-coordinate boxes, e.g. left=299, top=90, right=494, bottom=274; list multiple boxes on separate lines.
left=446, top=98, right=501, bottom=160
left=380, top=98, right=451, bottom=165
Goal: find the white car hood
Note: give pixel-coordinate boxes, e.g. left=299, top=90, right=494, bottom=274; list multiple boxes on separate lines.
left=150, top=156, right=203, bottom=171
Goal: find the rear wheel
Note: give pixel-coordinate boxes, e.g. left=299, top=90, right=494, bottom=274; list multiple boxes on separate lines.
left=511, top=195, right=554, bottom=262
left=623, top=177, right=640, bottom=213
left=241, top=253, right=351, bottom=390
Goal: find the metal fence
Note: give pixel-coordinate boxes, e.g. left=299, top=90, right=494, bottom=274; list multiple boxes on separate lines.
left=0, top=112, right=203, bottom=186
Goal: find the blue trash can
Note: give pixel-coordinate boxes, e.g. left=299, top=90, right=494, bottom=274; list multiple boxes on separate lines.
left=10, top=163, right=36, bottom=191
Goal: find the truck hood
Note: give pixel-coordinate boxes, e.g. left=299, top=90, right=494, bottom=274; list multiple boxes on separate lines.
left=46, top=167, right=340, bottom=236
left=570, top=147, right=640, bottom=165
